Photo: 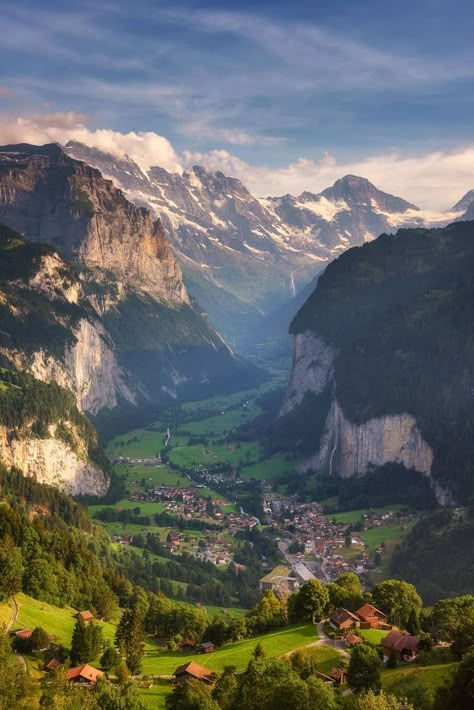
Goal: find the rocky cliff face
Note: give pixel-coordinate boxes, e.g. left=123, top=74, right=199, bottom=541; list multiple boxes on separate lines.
left=281, top=221, right=474, bottom=501
left=0, top=145, right=258, bottom=417
left=0, top=239, right=135, bottom=415
left=0, top=423, right=108, bottom=496
left=282, top=330, right=434, bottom=484
left=0, top=143, right=187, bottom=305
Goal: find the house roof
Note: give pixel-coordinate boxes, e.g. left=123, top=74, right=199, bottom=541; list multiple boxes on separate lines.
left=331, top=607, right=359, bottom=624
left=78, top=610, right=93, bottom=621
left=199, top=642, right=216, bottom=648
left=174, top=661, right=214, bottom=681
left=329, top=667, right=346, bottom=683
left=344, top=631, right=363, bottom=645
left=15, top=629, right=32, bottom=639
left=179, top=639, right=195, bottom=647
left=46, top=658, right=61, bottom=671
left=382, top=631, right=420, bottom=652
left=259, top=565, right=289, bottom=584
left=67, top=664, right=104, bottom=684
left=356, top=603, right=386, bottom=620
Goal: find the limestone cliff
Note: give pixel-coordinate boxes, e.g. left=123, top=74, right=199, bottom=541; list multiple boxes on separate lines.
left=0, top=424, right=108, bottom=496
left=0, top=240, right=135, bottom=415
left=282, top=221, right=474, bottom=500
left=0, top=143, right=187, bottom=304
left=282, top=330, right=434, bottom=484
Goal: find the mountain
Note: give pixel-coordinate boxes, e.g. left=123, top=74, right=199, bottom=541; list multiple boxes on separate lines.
left=0, top=144, right=261, bottom=492
left=452, top=189, right=474, bottom=214
left=65, top=141, right=441, bottom=351
left=278, top=220, right=474, bottom=502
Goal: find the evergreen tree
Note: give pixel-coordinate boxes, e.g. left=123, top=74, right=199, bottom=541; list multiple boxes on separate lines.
left=115, top=604, right=144, bottom=675
left=0, top=535, right=23, bottom=601
left=70, top=617, right=90, bottom=665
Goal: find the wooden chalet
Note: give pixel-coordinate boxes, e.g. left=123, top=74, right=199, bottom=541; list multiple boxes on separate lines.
left=344, top=630, right=363, bottom=647
left=381, top=631, right=420, bottom=662
left=173, top=661, right=214, bottom=685
left=77, top=610, right=94, bottom=623
left=197, top=641, right=216, bottom=654
left=329, top=607, right=360, bottom=630
left=356, top=603, right=387, bottom=628
left=67, top=664, right=104, bottom=686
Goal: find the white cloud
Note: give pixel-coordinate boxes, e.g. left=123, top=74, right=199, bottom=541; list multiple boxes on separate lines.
left=1, top=113, right=473, bottom=209
left=183, top=147, right=474, bottom=210
left=0, top=114, right=183, bottom=174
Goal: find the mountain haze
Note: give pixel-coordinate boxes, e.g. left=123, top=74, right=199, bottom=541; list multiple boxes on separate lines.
left=66, top=141, right=465, bottom=352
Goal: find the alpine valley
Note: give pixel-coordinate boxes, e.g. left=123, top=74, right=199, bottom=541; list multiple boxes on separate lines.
left=0, top=143, right=259, bottom=493
left=65, top=140, right=473, bottom=353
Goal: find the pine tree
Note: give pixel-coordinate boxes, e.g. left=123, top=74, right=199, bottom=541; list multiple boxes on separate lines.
left=115, top=604, right=144, bottom=675
left=70, top=617, right=89, bottom=665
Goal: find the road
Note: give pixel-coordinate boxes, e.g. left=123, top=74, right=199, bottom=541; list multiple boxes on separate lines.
left=315, top=621, right=350, bottom=659
left=7, top=598, right=27, bottom=673
left=7, top=596, right=18, bottom=631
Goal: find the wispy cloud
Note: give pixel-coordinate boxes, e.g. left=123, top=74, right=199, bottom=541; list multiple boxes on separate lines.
left=184, top=145, right=474, bottom=210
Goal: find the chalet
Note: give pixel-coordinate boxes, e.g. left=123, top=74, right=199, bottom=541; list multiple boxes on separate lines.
left=45, top=658, right=61, bottom=672
left=77, top=610, right=94, bottom=623
left=197, top=641, right=216, bottom=654
left=179, top=639, right=195, bottom=652
left=329, top=667, right=347, bottom=686
left=356, top=603, right=387, bottom=628
left=67, top=664, right=104, bottom=686
left=381, top=631, right=420, bottom=662
left=344, top=631, right=363, bottom=647
left=14, top=629, right=32, bottom=640
left=173, top=661, right=214, bottom=685
left=330, top=607, right=360, bottom=631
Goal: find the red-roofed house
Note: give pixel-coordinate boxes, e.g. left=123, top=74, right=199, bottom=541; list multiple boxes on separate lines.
left=356, top=603, right=387, bottom=628
left=45, top=658, right=61, bottom=672
left=173, top=661, right=214, bottom=684
left=77, top=610, right=94, bottom=623
left=14, top=629, right=32, bottom=640
left=67, top=664, right=104, bottom=686
left=330, top=607, right=360, bottom=631
left=344, top=630, right=363, bottom=647
left=382, top=631, right=420, bottom=662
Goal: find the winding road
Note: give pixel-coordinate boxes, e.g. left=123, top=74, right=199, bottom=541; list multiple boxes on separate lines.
left=7, top=597, right=27, bottom=672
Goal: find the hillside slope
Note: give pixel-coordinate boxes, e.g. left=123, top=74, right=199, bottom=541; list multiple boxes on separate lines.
left=66, top=141, right=457, bottom=351
left=0, top=144, right=260, bottom=414
left=281, top=220, right=474, bottom=500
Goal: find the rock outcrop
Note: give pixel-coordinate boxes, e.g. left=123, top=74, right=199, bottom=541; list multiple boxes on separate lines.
left=0, top=143, right=187, bottom=304
left=282, top=329, right=434, bottom=483
left=0, top=424, right=108, bottom=496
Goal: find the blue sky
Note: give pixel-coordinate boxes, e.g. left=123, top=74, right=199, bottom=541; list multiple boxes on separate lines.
left=1, top=0, right=474, bottom=206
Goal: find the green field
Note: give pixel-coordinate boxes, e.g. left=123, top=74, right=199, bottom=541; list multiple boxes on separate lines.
left=178, top=404, right=260, bottom=438
left=360, top=522, right=415, bottom=554
left=359, top=628, right=388, bottom=644
left=139, top=681, right=173, bottom=709
left=325, top=505, right=407, bottom=524
left=115, top=463, right=187, bottom=488
left=141, top=623, right=318, bottom=675
left=12, top=593, right=117, bottom=647
left=382, top=661, right=458, bottom=693
left=89, top=498, right=167, bottom=517
left=0, top=598, right=13, bottom=627
left=239, top=451, right=298, bottom=480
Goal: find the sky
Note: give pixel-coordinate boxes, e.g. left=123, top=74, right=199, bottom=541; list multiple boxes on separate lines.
left=1, top=0, right=474, bottom=207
